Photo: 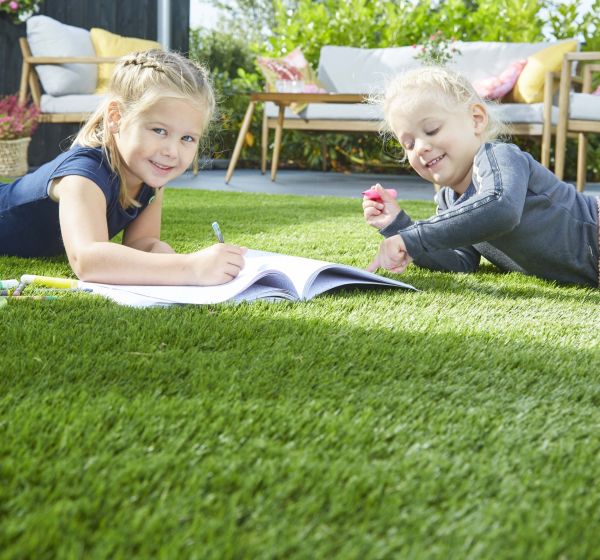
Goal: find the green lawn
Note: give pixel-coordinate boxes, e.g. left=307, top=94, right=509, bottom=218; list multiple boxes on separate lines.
left=1, top=188, right=599, bottom=559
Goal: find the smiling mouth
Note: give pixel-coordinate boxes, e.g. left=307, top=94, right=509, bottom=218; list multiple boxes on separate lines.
left=425, top=154, right=445, bottom=168
left=150, top=160, right=174, bottom=171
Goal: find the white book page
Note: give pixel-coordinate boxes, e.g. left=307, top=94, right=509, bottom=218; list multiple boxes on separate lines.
left=248, top=250, right=416, bottom=299
left=79, top=249, right=416, bottom=307
left=79, top=251, right=296, bottom=306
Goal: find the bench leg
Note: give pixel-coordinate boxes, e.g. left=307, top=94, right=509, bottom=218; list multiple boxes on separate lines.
left=270, top=105, right=285, bottom=181
left=576, top=133, right=587, bottom=192
left=320, top=136, right=328, bottom=172
left=261, top=110, right=268, bottom=175
left=225, top=100, right=256, bottom=184
left=541, top=125, right=552, bottom=169
left=540, top=71, right=553, bottom=169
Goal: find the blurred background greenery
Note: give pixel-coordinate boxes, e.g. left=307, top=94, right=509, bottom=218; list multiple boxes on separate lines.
left=189, top=0, right=600, bottom=181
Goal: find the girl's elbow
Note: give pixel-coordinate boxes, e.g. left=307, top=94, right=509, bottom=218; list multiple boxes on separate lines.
left=494, top=204, right=522, bottom=233
left=66, top=246, right=97, bottom=281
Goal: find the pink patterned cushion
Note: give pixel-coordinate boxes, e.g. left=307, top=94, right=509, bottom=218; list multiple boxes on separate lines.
left=473, top=60, right=528, bottom=100
left=257, top=47, right=326, bottom=94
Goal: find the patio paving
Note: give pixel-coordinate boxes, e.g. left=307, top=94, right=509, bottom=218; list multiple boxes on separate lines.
left=169, top=168, right=438, bottom=201
left=168, top=166, right=600, bottom=201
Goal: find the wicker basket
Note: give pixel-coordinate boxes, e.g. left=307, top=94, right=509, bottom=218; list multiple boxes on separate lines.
left=0, top=137, right=31, bottom=178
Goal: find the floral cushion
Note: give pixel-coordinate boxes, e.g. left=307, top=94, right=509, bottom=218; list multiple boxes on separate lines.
left=257, top=48, right=326, bottom=112
left=473, top=60, right=527, bottom=100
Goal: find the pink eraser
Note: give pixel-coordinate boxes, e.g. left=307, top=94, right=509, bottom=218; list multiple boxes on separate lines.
left=361, top=187, right=397, bottom=201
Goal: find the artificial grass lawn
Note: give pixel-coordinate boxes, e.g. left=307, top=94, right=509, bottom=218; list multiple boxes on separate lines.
left=1, top=188, right=599, bottom=559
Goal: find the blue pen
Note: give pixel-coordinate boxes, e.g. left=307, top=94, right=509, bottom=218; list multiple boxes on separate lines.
left=212, top=221, right=224, bottom=243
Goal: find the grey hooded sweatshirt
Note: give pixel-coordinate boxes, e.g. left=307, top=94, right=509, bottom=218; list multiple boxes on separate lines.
left=380, top=142, right=599, bottom=287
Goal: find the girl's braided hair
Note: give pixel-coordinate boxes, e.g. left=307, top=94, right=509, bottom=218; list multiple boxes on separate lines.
left=74, top=49, right=215, bottom=207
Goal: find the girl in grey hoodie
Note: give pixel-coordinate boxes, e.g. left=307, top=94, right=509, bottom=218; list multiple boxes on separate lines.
left=363, top=66, right=599, bottom=287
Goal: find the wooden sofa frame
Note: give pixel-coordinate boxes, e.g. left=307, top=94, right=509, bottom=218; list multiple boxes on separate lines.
left=225, top=80, right=558, bottom=184
left=18, top=36, right=117, bottom=124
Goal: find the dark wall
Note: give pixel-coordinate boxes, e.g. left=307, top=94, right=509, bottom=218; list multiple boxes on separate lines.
left=0, top=0, right=190, bottom=166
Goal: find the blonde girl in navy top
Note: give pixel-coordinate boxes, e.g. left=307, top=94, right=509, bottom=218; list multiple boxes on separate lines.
left=0, top=49, right=246, bottom=285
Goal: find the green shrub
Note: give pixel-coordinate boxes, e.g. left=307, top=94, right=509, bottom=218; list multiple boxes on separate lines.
left=189, top=27, right=261, bottom=163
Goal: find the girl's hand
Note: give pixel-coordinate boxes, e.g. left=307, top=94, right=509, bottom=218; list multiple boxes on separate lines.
left=367, top=234, right=413, bottom=274
left=189, top=243, right=247, bottom=285
left=362, top=183, right=401, bottom=230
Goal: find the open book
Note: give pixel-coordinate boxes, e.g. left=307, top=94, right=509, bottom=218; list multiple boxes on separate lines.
left=79, top=249, right=417, bottom=307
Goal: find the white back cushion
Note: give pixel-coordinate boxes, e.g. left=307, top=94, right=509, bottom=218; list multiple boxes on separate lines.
left=449, top=41, right=556, bottom=81
left=318, top=41, right=559, bottom=94
left=27, top=15, right=97, bottom=96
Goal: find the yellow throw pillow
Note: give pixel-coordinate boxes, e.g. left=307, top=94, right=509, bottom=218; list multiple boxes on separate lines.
left=512, top=40, right=577, bottom=103
left=90, top=28, right=161, bottom=93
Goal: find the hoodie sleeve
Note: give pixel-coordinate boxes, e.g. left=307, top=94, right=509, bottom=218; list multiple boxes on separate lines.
left=396, top=143, right=530, bottom=259
left=379, top=189, right=481, bottom=273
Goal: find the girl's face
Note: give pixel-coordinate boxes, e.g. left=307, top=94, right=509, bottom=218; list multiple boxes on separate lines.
left=110, top=97, right=205, bottom=193
left=389, top=95, right=488, bottom=194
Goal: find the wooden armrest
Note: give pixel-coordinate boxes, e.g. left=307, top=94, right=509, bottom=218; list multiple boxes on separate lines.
left=583, top=63, right=600, bottom=92
left=250, top=92, right=366, bottom=105
left=564, top=51, right=600, bottom=63
left=25, top=55, right=119, bottom=64
left=558, top=52, right=600, bottom=95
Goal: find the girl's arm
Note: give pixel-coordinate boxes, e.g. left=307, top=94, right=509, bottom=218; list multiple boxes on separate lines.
left=121, top=186, right=175, bottom=254
left=379, top=199, right=481, bottom=273
left=54, top=175, right=245, bottom=285
left=397, top=143, right=529, bottom=260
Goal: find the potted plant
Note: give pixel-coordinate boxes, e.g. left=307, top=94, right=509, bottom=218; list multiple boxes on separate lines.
left=0, top=94, right=40, bottom=177
left=0, top=0, right=43, bottom=24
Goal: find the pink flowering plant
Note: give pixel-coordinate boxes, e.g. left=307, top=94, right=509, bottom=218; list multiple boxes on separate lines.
left=0, top=0, right=42, bottom=23
left=0, top=95, right=40, bottom=140
left=413, top=31, right=461, bottom=66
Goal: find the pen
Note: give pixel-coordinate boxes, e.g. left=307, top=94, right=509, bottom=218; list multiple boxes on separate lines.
left=212, top=221, right=224, bottom=243
left=20, top=274, right=79, bottom=289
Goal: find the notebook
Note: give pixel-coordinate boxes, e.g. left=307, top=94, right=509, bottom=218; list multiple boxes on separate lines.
left=79, top=249, right=417, bottom=307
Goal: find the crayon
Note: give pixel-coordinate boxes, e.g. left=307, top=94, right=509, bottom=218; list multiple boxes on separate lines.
left=20, top=274, right=79, bottom=289
left=0, top=279, right=18, bottom=289
left=11, top=281, right=27, bottom=296
left=361, top=186, right=398, bottom=203
left=9, top=296, right=59, bottom=301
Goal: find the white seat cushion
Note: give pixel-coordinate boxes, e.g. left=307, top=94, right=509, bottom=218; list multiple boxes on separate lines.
left=265, top=101, right=381, bottom=120
left=40, top=93, right=106, bottom=114
left=569, top=93, right=600, bottom=120
left=27, top=15, right=97, bottom=96
left=488, top=102, right=558, bottom=124
left=265, top=100, right=555, bottom=125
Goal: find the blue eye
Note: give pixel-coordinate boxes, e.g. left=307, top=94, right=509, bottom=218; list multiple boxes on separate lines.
left=153, top=128, right=167, bottom=136
left=182, top=135, right=197, bottom=143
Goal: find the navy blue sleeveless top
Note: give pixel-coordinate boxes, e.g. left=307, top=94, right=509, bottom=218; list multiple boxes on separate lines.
left=0, top=146, right=155, bottom=257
